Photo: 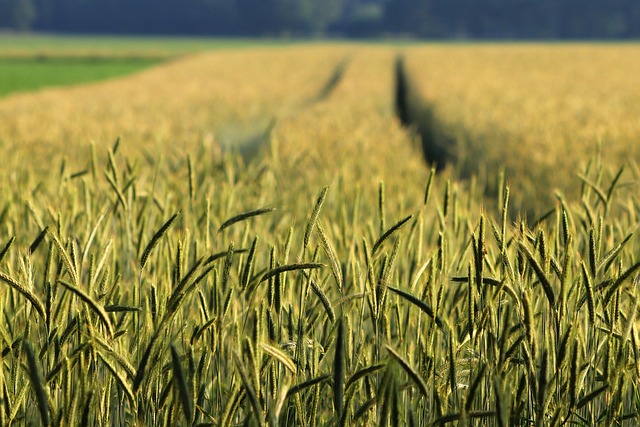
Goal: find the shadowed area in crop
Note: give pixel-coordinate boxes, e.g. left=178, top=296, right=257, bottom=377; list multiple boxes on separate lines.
left=394, top=54, right=456, bottom=171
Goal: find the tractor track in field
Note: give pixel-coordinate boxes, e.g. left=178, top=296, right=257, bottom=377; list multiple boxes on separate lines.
left=305, top=56, right=351, bottom=105
left=219, top=56, right=351, bottom=162
left=394, top=54, right=455, bottom=171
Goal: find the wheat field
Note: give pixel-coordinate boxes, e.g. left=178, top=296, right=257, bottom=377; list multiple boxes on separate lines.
left=0, top=43, right=639, bottom=426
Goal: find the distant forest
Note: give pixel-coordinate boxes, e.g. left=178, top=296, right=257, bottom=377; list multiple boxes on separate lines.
left=1, top=0, right=639, bottom=39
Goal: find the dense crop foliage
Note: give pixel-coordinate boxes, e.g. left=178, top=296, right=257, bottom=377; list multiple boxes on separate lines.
left=0, top=44, right=639, bottom=426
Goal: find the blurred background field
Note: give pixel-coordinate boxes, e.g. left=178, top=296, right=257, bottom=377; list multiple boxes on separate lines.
left=401, top=43, right=640, bottom=215
left=0, top=34, right=297, bottom=97
left=0, top=34, right=289, bottom=56
left=0, top=43, right=351, bottom=168
left=2, top=38, right=640, bottom=226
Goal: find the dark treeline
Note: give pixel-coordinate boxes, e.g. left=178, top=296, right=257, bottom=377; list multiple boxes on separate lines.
left=1, top=0, right=639, bottom=39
